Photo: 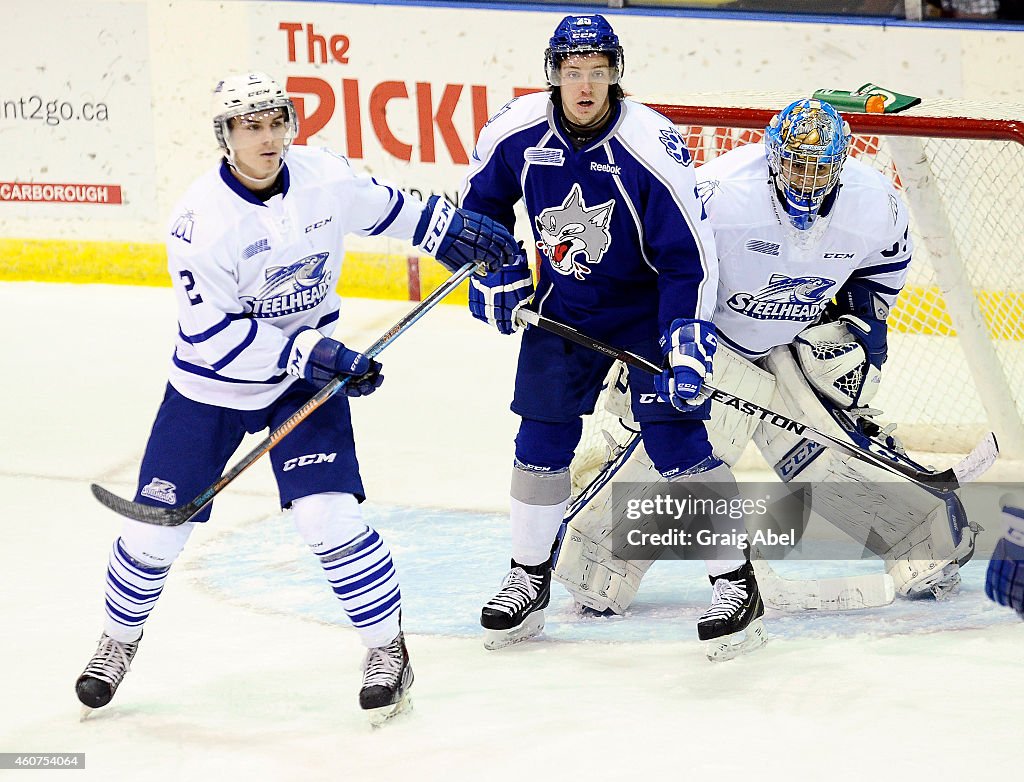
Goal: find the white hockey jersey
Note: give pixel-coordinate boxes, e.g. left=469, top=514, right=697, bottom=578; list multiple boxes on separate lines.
left=695, top=143, right=912, bottom=359
left=165, top=145, right=424, bottom=409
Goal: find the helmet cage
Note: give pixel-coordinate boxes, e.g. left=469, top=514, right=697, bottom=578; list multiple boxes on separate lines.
left=544, top=15, right=624, bottom=86
left=765, top=99, right=851, bottom=231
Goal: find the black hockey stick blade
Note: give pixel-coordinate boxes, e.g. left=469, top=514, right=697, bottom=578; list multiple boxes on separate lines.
left=91, top=483, right=200, bottom=526
left=516, top=308, right=994, bottom=492
left=91, top=261, right=482, bottom=526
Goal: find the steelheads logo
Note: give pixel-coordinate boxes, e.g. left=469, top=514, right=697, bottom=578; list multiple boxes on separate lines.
left=726, top=274, right=835, bottom=322
left=242, top=252, right=333, bottom=318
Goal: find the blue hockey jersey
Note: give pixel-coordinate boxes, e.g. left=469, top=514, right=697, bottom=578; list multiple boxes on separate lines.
left=460, top=92, right=718, bottom=345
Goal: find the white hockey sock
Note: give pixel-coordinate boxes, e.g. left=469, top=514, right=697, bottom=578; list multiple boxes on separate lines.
left=509, top=465, right=572, bottom=566
left=315, top=527, right=402, bottom=648
left=103, top=537, right=172, bottom=643
left=510, top=497, right=570, bottom=566
left=705, top=558, right=746, bottom=578
left=292, top=493, right=402, bottom=648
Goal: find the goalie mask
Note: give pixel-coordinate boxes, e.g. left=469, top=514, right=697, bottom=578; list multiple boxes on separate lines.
left=212, top=72, right=298, bottom=184
left=765, top=99, right=851, bottom=231
left=544, top=14, right=624, bottom=87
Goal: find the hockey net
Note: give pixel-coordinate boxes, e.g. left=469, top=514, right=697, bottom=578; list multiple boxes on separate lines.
left=572, top=94, right=1024, bottom=494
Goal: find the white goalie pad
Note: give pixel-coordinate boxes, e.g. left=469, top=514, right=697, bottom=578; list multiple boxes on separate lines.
left=554, top=437, right=660, bottom=614
left=756, top=346, right=978, bottom=599
left=554, top=347, right=777, bottom=614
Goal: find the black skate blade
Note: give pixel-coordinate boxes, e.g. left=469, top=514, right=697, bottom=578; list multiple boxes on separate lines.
left=483, top=611, right=545, bottom=651
left=705, top=619, right=767, bottom=662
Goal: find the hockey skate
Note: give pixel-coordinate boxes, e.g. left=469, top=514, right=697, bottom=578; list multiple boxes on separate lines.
left=75, top=632, right=141, bottom=715
left=698, top=562, right=767, bottom=662
left=480, top=560, right=551, bottom=650
left=360, top=631, right=414, bottom=727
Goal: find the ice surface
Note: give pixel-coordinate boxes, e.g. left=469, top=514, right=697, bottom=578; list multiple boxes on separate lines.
left=0, top=282, right=1019, bottom=781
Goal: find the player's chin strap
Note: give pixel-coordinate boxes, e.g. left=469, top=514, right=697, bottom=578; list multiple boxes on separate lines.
left=91, top=261, right=486, bottom=527
left=225, top=154, right=284, bottom=189
left=515, top=308, right=999, bottom=492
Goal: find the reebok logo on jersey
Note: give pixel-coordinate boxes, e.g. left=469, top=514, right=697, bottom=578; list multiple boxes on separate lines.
left=726, top=274, right=836, bottom=322
left=241, top=252, right=333, bottom=319
left=283, top=452, right=337, bottom=471
left=589, top=162, right=621, bottom=175
left=141, top=478, right=177, bottom=505
left=525, top=147, right=565, bottom=166
left=171, top=210, right=195, bottom=244
left=535, top=183, right=614, bottom=281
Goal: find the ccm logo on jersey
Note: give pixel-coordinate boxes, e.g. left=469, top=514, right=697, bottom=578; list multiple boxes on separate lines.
left=306, top=216, right=333, bottom=233
left=823, top=252, right=855, bottom=259
left=283, top=452, right=337, bottom=471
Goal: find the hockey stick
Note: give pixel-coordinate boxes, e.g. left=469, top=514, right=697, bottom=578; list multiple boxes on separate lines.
left=752, top=554, right=896, bottom=611
left=516, top=308, right=999, bottom=491
left=92, top=261, right=483, bottom=526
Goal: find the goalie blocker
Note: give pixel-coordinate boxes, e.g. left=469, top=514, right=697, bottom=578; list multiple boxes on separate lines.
left=553, top=341, right=981, bottom=615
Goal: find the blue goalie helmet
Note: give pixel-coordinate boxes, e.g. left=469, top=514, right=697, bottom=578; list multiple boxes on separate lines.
left=765, top=98, right=851, bottom=231
left=544, top=15, right=624, bottom=86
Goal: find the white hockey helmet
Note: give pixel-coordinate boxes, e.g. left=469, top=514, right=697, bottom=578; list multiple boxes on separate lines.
left=212, top=72, right=298, bottom=159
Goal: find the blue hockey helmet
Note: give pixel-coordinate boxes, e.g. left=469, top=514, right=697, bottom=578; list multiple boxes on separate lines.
left=765, top=98, right=851, bottom=231
left=544, top=15, right=624, bottom=86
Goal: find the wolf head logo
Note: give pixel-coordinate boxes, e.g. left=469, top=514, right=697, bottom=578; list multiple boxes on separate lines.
left=534, top=184, right=614, bottom=280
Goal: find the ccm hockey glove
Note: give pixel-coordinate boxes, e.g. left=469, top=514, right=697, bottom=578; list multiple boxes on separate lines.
left=282, top=327, right=384, bottom=396
left=414, top=195, right=519, bottom=274
left=654, top=318, right=717, bottom=411
left=468, top=253, right=534, bottom=335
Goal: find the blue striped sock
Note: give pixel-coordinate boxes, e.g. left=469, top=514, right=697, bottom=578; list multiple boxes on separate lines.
left=316, top=527, right=402, bottom=647
left=103, top=537, right=171, bottom=642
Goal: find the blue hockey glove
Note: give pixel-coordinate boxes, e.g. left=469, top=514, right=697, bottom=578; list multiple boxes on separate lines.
left=468, top=254, right=534, bottom=335
left=985, top=494, right=1024, bottom=619
left=413, top=195, right=519, bottom=274
left=281, top=327, right=384, bottom=396
left=654, top=318, right=717, bottom=412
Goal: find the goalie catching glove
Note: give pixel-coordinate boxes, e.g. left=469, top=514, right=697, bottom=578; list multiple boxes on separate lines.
left=282, top=327, right=383, bottom=396
left=413, top=195, right=519, bottom=274
left=797, top=281, right=890, bottom=408
left=654, top=318, right=717, bottom=411
left=468, top=252, right=534, bottom=335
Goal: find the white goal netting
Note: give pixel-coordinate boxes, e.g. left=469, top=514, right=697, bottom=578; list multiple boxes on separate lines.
left=573, top=94, right=1024, bottom=492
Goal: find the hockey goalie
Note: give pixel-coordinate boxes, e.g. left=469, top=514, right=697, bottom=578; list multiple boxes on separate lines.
left=553, top=98, right=982, bottom=618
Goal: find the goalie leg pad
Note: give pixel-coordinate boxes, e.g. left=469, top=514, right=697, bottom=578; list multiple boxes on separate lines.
left=705, top=346, right=778, bottom=466
left=757, top=347, right=979, bottom=599
left=553, top=436, right=661, bottom=614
